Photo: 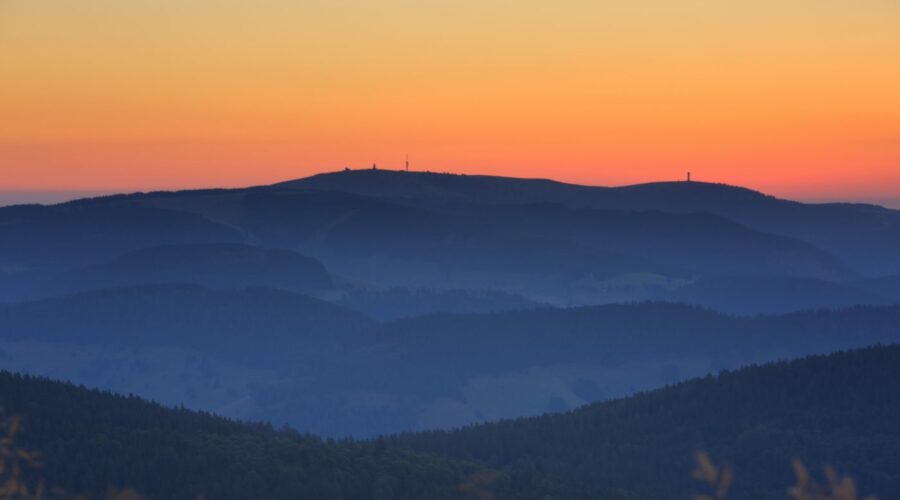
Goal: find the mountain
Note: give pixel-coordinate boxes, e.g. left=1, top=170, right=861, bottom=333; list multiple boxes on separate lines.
left=337, top=287, right=540, bottom=321
left=1, top=169, right=898, bottom=437
left=4, top=280, right=900, bottom=437
left=0, top=177, right=851, bottom=306
left=0, top=284, right=375, bottom=422
left=0, top=201, right=245, bottom=302
left=3, top=345, right=898, bottom=499
left=396, top=344, right=900, bottom=499
left=31, top=243, right=333, bottom=300
left=280, top=169, right=900, bottom=276
left=0, top=284, right=370, bottom=367
left=667, top=275, right=887, bottom=315
left=855, top=275, right=900, bottom=303
left=253, top=303, right=900, bottom=435
left=0, top=201, right=242, bottom=273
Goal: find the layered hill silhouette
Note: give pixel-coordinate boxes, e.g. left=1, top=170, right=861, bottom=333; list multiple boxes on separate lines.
left=2, top=168, right=899, bottom=438
left=2, top=345, right=898, bottom=499
left=667, top=274, right=888, bottom=314
left=303, top=303, right=900, bottom=434
left=5, top=169, right=884, bottom=307
left=9, top=243, right=332, bottom=301
left=5, top=283, right=900, bottom=435
left=338, top=287, right=538, bottom=321
left=1, top=168, right=897, bottom=500
left=282, top=169, right=900, bottom=276
left=0, top=285, right=370, bottom=368
left=0, top=201, right=242, bottom=272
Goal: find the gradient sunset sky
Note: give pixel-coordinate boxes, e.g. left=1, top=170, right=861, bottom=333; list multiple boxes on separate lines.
left=1, top=0, right=899, bottom=202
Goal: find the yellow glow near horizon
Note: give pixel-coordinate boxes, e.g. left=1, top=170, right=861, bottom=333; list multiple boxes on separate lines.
left=1, top=0, right=899, bottom=197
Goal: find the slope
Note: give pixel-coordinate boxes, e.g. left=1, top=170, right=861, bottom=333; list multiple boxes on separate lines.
left=397, top=344, right=900, bottom=499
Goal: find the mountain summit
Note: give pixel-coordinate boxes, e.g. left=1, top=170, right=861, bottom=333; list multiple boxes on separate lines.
left=274, top=169, right=900, bottom=276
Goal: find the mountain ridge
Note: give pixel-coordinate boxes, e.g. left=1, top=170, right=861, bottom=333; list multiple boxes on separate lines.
left=273, top=169, right=900, bottom=276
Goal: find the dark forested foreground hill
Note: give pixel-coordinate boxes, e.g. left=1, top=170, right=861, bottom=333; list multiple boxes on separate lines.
left=395, top=344, right=900, bottom=499
left=2, top=346, right=899, bottom=499
left=0, top=371, right=482, bottom=500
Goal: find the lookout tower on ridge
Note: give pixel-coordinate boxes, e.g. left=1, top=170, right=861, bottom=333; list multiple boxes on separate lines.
left=686, top=171, right=692, bottom=182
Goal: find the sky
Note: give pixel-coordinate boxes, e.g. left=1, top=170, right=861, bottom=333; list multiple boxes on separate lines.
left=1, top=0, right=899, bottom=202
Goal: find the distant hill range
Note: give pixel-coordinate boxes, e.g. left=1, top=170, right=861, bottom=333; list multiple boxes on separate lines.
left=44, top=243, right=332, bottom=296
left=6, top=169, right=899, bottom=307
left=2, top=168, right=900, bottom=436
left=2, top=345, right=898, bottom=499
left=4, top=284, right=900, bottom=435
left=283, top=169, right=900, bottom=276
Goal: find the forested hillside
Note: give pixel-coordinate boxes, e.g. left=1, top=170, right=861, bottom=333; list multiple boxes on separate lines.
left=396, top=345, right=900, bottom=499
left=0, top=371, right=483, bottom=500
left=2, top=345, right=898, bottom=499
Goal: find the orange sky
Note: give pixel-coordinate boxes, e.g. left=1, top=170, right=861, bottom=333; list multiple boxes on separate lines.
left=1, top=0, right=899, bottom=199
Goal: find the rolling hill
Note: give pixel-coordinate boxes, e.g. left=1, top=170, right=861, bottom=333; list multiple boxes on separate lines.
left=0, top=284, right=370, bottom=368
left=280, top=169, right=900, bottom=276
left=4, top=286, right=900, bottom=436
left=36, top=243, right=333, bottom=299
left=0, top=371, right=479, bottom=500
left=667, top=275, right=888, bottom=315
left=2, top=345, right=899, bottom=499
left=0, top=174, right=858, bottom=308
left=395, top=344, right=900, bottom=499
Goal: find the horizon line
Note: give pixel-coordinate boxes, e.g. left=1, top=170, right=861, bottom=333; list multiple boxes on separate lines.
left=2, top=168, right=900, bottom=210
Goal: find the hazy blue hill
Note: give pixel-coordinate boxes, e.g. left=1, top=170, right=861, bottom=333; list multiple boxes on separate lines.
left=4, top=279, right=900, bottom=437
left=338, top=287, right=540, bottom=321
left=0, top=201, right=242, bottom=272
left=0, top=284, right=371, bottom=368
left=264, top=303, right=900, bottom=436
left=6, top=285, right=900, bottom=436
left=453, top=202, right=847, bottom=280
left=356, top=303, right=900, bottom=383
left=95, top=185, right=850, bottom=283
left=855, top=275, right=900, bottom=303
left=0, top=201, right=244, bottom=302
left=236, top=189, right=456, bottom=256
left=36, top=243, right=333, bottom=299
left=612, top=183, right=900, bottom=277
left=397, top=344, right=900, bottom=499
left=668, top=275, right=887, bottom=314
left=279, top=169, right=900, bottom=276
left=0, top=173, right=860, bottom=307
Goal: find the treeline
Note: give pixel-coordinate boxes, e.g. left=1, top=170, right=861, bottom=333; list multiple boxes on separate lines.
left=394, top=344, right=900, bottom=499
left=3, top=345, right=900, bottom=499
left=0, top=372, right=482, bottom=500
